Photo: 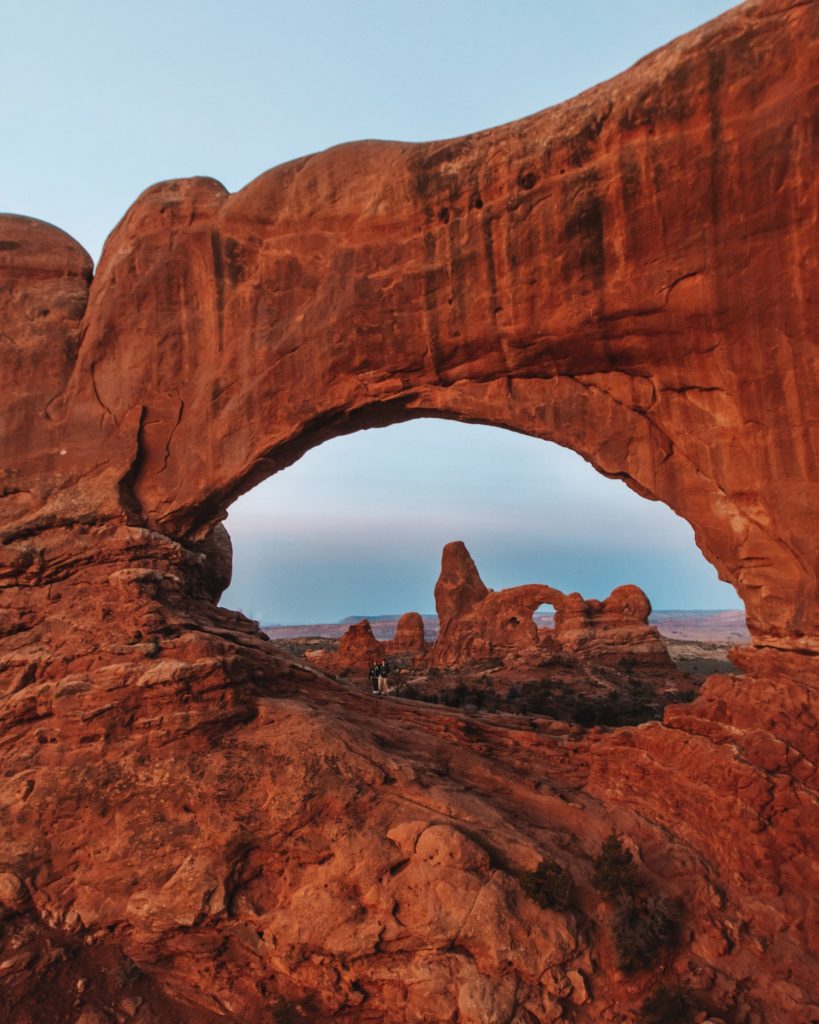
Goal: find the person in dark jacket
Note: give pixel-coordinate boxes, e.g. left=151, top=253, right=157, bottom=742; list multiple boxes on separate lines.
left=377, top=660, right=391, bottom=693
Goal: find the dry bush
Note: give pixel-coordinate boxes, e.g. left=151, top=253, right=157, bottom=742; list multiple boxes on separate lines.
left=519, top=858, right=573, bottom=911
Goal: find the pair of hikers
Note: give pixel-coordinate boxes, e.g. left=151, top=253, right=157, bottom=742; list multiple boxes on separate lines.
left=369, top=660, right=391, bottom=694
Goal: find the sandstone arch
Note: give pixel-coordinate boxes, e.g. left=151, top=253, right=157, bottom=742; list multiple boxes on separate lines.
left=3, top=1, right=816, bottom=653
left=430, top=540, right=672, bottom=668
left=2, top=2, right=818, bottom=1021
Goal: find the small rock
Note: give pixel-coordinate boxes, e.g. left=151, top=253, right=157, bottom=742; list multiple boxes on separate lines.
left=74, top=1010, right=109, bottom=1024
left=0, top=871, right=26, bottom=915
left=567, top=969, right=588, bottom=1005
left=119, top=995, right=142, bottom=1015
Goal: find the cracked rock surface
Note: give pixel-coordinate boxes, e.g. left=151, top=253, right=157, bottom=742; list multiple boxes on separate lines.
left=1, top=0, right=818, bottom=1020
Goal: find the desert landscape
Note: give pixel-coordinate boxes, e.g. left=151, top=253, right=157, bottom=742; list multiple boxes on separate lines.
left=1, top=0, right=818, bottom=1021
left=274, top=541, right=739, bottom=728
left=266, top=578, right=749, bottom=687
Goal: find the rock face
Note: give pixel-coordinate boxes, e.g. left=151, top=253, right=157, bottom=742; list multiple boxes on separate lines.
left=434, top=542, right=491, bottom=624
left=432, top=542, right=559, bottom=666
left=387, top=611, right=428, bottom=658
left=4, top=0, right=817, bottom=650
left=336, top=618, right=385, bottom=672
left=1, top=2, right=818, bottom=1021
left=555, top=585, right=672, bottom=665
left=431, top=542, right=671, bottom=668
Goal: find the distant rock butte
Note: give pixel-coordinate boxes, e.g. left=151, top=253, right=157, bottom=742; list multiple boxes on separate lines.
left=322, top=542, right=669, bottom=675
left=336, top=618, right=385, bottom=669
left=319, top=611, right=430, bottom=676
left=1, top=1, right=818, bottom=1021
left=387, top=611, right=429, bottom=658
left=431, top=541, right=672, bottom=668
left=311, top=617, right=386, bottom=676
left=557, top=584, right=672, bottom=664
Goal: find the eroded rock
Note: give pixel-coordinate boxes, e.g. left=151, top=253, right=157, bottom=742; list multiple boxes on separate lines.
left=431, top=541, right=671, bottom=669
left=0, top=1, right=817, bottom=1020
left=387, top=611, right=429, bottom=658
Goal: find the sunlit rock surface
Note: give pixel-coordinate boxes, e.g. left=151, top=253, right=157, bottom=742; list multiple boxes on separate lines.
left=1, top=0, right=818, bottom=1020
left=430, top=540, right=671, bottom=668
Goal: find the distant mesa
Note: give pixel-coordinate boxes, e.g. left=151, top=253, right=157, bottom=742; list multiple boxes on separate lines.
left=338, top=614, right=411, bottom=624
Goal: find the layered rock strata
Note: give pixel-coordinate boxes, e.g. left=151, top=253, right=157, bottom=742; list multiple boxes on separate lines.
left=1, top=1, right=818, bottom=1020
left=431, top=541, right=671, bottom=669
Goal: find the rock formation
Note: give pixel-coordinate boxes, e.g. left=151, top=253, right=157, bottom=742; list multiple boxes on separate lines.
left=1, top=1, right=818, bottom=1020
left=336, top=618, right=385, bottom=671
left=555, top=585, right=673, bottom=665
left=306, top=618, right=385, bottom=678
left=431, top=541, right=671, bottom=669
left=434, top=542, right=491, bottom=624
left=387, top=611, right=428, bottom=658
left=316, top=613, right=428, bottom=678
left=432, top=541, right=559, bottom=666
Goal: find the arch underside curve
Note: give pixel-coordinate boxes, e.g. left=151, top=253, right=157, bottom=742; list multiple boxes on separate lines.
left=2, top=0, right=816, bottom=652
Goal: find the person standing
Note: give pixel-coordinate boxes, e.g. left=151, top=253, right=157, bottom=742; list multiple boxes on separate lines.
left=369, top=662, right=380, bottom=694
left=377, top=659, right=391, bottom=694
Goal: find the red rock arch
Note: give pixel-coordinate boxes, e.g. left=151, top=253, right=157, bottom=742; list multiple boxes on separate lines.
left=3, top=0, right=816, bottom=655
left=2, top=4, right=818, bottom=1020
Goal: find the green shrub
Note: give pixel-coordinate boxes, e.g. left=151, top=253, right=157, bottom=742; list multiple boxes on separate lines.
left=611, top=893, right=679, bottom=973
left=519, top=858, right=573, bottom=910
left=592, top=832, right=638, bottom=901
left=638, top=985, right=696, bottom=1024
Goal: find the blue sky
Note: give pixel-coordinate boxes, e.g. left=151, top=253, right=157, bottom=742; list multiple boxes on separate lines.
left=3, top=0, right=743, bottom=622
left=226, top=422, right=741, bottom=623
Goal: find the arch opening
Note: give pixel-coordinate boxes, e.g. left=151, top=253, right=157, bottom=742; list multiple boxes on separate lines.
left=533, top=602, right=556, bottom=644
left=169, top=356, right=790, bottom=650
left=221, top=420, right=744, bottom=726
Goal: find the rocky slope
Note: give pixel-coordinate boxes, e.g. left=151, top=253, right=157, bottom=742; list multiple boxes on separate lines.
left=1, top=0, right=818, bottom=1020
